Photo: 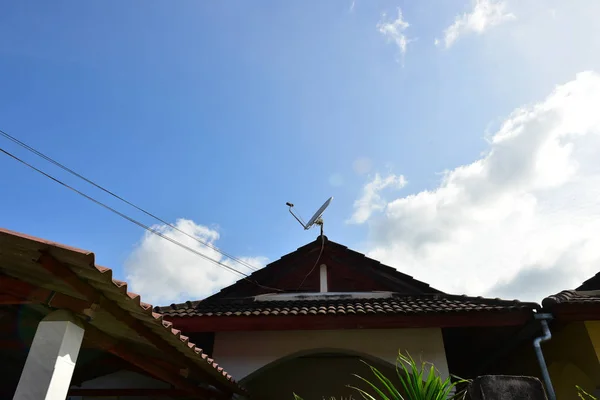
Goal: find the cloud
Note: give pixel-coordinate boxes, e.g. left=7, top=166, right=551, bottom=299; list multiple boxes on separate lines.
left=487, top=240, right=593, bottom=301
left=360, top=72, right=600, bottom=302
left=377, top=8, right=412, bottom=57
left=348, top=173, right=407, bottom=224
left=437, top=0, right=515, bottom=48
left=125, top=219, right=267, bottom=305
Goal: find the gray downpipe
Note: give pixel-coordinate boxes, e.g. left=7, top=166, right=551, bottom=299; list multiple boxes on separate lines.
left=533, top=313, right=556, bottom=400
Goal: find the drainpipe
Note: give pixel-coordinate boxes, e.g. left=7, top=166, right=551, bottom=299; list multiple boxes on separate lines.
left=533, top=313, right=556, bottom=400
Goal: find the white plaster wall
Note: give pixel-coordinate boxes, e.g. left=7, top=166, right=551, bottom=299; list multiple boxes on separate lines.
left=68, top=370, right=171, bottom=400
left=212, top=328, right=449, bottom=381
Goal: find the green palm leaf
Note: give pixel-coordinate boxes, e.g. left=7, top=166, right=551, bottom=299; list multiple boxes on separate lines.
left=292, top=350, right=469, bottom=400
left=352, top=351, right=469, bottom=400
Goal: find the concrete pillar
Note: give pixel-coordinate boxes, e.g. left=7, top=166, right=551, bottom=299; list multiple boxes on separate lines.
left=14, top=310, right=85, bottom=400
left=319, top=264, right=328, bottom=293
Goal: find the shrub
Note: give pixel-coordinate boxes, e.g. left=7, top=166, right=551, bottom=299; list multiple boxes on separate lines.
left=350, top=351, right=467, bottom=400
left=293, top=351, right=467, bottom=400
left=577, top=385, right=597, bottom=400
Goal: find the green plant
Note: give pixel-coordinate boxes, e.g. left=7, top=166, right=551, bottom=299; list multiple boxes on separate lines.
left=349, top=351, right=468, bottom=400
left=577, top=385, right=597, bottom=400
left=292, top=351, right=467, bottom=400
left=293, top=394, right=355, bottom=400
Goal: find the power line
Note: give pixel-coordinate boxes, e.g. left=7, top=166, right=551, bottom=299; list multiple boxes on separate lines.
left=0, top=146, right=246, bottom=278
left=0, top=128, right=258, bottom=272
left=0, top=145, right=282, bottom=293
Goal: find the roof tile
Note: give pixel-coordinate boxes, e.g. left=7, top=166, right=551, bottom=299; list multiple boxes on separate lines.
left=156, top=294, right=536, bottom=318
left=542, top=290, right=600, bottom=308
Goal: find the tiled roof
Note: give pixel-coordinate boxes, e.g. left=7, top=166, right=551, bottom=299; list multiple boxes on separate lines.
left=0, top=228, right=240, bottom=392
left=156, top=294, right=537, bottom=318
left=542, top=290, right=600, bottom=308
left=577, top=272, right=600, bottom=291
left=203, top=236, right=442, bottom=301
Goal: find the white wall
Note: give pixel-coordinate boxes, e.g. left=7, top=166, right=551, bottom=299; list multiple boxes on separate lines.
left=69, top=370, right=171, bottom=400
left=212, top=328, right=449, bottom=381
left=245, top=354, right=403, bottom=400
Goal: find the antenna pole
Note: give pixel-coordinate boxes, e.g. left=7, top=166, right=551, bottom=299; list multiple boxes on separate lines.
left=286, top=197, right=332, bottom=233
left=316, top=219, right=324, bottom=236
left=287, top=205, right=307, bottom=229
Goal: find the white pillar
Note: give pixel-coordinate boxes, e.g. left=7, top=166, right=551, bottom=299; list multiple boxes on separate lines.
left=14, top=310, right=85, bottom=400
left=319, top=264, right=328, bottom=292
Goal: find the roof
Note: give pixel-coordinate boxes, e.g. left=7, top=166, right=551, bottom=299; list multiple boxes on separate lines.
left=577, top=272, right=600, bottom=291
left=158, top=236, right=539, bottom=330
left=541, top=290, right=600, bottom=322
left=202, top=235, right=442, bottom=301
left=0, top=227, right=241, bottom=394
left=542, top=290, right=600, bottom=307
left=157, top=293, right=537, bottom=318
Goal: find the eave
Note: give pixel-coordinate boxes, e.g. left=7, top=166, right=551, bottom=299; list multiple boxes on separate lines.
left=166, top=310, right=535, bottom=332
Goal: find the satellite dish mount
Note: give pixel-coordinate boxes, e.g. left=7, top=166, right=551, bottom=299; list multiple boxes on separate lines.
left=286, top=197, right=333, bottom=236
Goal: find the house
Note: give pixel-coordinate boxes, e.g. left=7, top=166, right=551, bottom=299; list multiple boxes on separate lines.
left=157, top=235, right=540, bottom=400
left=0, top=228, right=242, bottom=399
left=490, top=273, right=600, bottom=400
left=538, top=276, right=600, bottom=399
left=0, top=227, right=552, bottom=399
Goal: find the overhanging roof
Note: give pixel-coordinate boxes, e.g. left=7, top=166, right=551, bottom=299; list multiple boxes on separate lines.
left=158, top=292, right=536, bottom=318
left=159, top=289, right=538, bottom=332
left=0, top=227, right=243, bottom=396
left=159, top=236, right=538, bottom=331
left=542, top=290, right=600, bottom=321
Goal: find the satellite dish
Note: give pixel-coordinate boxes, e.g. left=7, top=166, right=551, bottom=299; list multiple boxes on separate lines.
left=305, top=197, right=333, bottom=229
left=286, top=197, right=333, bottom=235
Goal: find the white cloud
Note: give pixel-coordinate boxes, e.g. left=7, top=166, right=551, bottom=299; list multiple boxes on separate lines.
left=377, top=9, right=411, bottom=57
left=125, top=219, right=267, bottom=305
left=360, top=72, right=600, bottom=302
left=438, top=0, right=515, bottom=48
left=348, top=173, right=407, bottom=224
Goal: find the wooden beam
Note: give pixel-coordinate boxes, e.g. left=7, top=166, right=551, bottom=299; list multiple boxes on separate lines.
left=0, top=276, right=180, bottom=373
left=0, top=275, right=91, bottom=315
left=67, top=388, right=188, bottom=397
left=37, top=253, right=233, bottom=393
left=0, top=275, right=233, bottom=398
left=37, top=253, right=99, bottom=301
left=81, top=323, right=227, bottom=400
left=166, top=311, right=534, bottom=333
left=0, top=294, right=30, bottom=305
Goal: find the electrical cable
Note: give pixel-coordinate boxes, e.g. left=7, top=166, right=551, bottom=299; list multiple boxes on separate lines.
left=0, top=128, right=259, bottom=272
left=0, top=146, right=283, bottom=292
left=297, top=232, right=325, bottom=290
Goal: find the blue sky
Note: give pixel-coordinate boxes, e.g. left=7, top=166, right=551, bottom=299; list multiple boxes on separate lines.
left=2, top=1, right=600, bottom=304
